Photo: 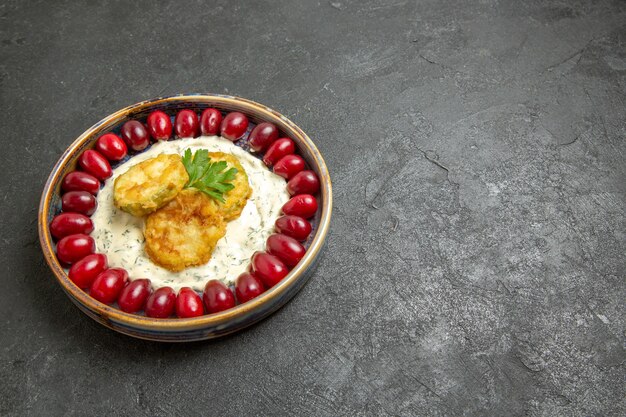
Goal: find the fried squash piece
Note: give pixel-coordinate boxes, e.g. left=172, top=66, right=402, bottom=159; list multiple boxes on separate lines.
left=144, top=189, right=226, bottom=271
left=205, top=152, right=252, bottom=221
left=114, top=154, right=189, bottom=217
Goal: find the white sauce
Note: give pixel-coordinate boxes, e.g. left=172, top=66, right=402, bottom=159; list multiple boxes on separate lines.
left=91, top=136, right=290, bottom=292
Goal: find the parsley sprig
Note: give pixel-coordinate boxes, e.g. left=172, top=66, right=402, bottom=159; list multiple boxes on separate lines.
left=182, top=149, right=238, bottom=203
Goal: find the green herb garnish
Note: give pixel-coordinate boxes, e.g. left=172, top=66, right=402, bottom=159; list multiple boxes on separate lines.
left=182, top=149, right=238, bottom=203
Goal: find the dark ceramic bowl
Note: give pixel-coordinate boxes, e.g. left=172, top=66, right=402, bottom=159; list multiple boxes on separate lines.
left=38, top=94, right=332, bottom=342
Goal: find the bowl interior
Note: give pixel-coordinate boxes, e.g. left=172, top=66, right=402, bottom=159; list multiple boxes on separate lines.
left=39, top=94, right=332, bottom=341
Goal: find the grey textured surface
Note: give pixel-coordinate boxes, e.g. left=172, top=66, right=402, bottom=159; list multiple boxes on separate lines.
left=1, top=0, right=625, bottom=415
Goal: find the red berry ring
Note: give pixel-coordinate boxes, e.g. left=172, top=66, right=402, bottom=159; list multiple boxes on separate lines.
left=49, top=108, right=320, bottom=319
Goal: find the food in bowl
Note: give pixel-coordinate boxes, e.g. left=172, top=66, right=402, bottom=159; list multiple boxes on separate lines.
left=49, top=107, right=320, bottom=319
left=112, top=153, right=189, bottom=217
left=144, top=188, right=229, bottom=272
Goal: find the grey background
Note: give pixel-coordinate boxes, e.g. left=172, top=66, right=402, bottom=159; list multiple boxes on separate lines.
left=1, top=0, right=624, bottom=416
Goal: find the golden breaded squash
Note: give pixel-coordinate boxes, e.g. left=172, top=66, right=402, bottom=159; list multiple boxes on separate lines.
left=205, top=152, right=252, bottom=221
left=113, top=154, right=189, bottom=217
left=144, top=189, right=226, bottom=272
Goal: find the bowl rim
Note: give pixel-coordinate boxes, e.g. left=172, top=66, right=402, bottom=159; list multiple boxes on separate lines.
left=38, top=94, right=332, bottom=332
